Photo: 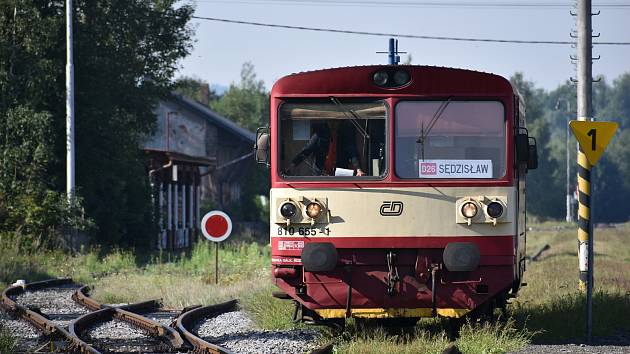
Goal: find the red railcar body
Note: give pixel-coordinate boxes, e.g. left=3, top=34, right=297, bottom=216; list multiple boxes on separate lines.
left=262, top=65, right=532, bottom=321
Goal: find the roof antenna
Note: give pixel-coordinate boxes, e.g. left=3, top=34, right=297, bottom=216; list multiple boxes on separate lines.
left=377, top=38, right=406, bottom=65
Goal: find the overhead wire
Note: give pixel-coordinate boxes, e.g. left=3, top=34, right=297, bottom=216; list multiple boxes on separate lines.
left=191, top=16, right=630, bottom=45
left=192, top=0, right=630, bottom=9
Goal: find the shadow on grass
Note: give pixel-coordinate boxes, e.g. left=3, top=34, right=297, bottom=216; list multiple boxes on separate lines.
left=512, top=290, right=630, bottom=345
left=0, top=255, right=57, bottom=288
left=540, top=251, right=615, bottom=261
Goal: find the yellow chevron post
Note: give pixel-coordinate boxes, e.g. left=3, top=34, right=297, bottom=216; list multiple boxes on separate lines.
left=569, top=120, right=618, bottom=291
left=576, top=146, right=590, bottom=291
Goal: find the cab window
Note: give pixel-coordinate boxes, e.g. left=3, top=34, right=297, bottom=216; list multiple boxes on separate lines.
left=395, top=101, right=505, bottom=179
left=279, top=100, right=387, bottom=178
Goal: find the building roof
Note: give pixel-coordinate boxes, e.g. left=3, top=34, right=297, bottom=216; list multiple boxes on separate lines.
left=145, top=149, right=217, bottom=167
left=169, top=93, right=256, bottom=143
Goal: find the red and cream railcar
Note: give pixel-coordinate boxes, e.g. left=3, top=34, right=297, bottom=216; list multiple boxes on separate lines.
left=255, top=65, right=537, bottom=323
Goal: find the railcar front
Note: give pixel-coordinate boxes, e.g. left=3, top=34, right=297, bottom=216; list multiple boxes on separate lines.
left=257, top=65, right=537, bottom=324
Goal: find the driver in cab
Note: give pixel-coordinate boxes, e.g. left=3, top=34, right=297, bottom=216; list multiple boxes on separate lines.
left=284, top=120, right=365, bottom=177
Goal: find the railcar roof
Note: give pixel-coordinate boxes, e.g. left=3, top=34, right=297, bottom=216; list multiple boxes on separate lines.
left=272, top=65, right=516, bottom=97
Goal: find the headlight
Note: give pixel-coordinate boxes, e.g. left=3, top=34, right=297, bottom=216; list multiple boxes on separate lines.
left=393, top=70, right=411, bottom=86
left=486, top=201, right=503, bottom=218
left=280, top=202, right=298, bottom=219
left=306, top=202, right=322, bottom=219
left=373, top=71, right=389, bottom=86
left=461, top=201, right=478, bottom=218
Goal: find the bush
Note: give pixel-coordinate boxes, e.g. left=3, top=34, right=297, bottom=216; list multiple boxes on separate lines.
left=0, top=106, right=93, bottom=250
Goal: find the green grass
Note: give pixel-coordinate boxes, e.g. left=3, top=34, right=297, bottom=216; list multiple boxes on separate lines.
left=0, top=323, right=15, bottom=354
left=456, top=318, right=536, bottom=354
left=240, top=282, right=298, bottom=330
left=0, top=242, right=138, bottom=288
left=332, top=316, right=535, bottom=353
left=510, top=221, right=630, bottom=342
left=334, top=319, right=451, bottom=354
left=2, top=222, right=629, bottom=353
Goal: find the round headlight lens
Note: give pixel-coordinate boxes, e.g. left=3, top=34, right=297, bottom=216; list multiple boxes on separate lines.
left=393, top=70, right=411, bottom=86
left=373, top=71, right=389, bottom=86
left=280, top=202, right=297, bottom=219
left=306, top=202, right=322, bottom=219
left=486, top=201, right=504, bottom=218
left=461, top=202, right=478, bottom=219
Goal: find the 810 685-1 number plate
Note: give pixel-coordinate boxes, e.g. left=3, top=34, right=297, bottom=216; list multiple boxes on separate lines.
left=277, top=226, right=330, bottom=236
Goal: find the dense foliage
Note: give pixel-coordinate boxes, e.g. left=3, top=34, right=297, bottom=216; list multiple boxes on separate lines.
left=210, top=62, right=270, bottom=132
left=0, top=1, right=194, bottom=248
left=512, top=72, right=630, bottom=222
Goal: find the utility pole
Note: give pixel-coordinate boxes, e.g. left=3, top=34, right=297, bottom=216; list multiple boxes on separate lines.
left=66, top=0, right=75, bottom=202
left=556, top=99, right=573, bottom=223
left=576, top=0, right=594, bottom=343
left=66, top=0, right=76, bottom=249
left=566, top=112, right=572, bottom=223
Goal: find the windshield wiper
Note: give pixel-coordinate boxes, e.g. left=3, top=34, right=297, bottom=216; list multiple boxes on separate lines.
left=330, top=96, right=370, bottom=139
left=416, top=97, right=452, bottom=160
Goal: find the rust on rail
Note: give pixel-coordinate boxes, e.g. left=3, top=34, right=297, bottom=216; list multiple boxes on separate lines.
left=71, top=285, right=186, bottom=350
left=175, top=299, right=238, bottom=354
left=1, top=278, right=101, bottom=354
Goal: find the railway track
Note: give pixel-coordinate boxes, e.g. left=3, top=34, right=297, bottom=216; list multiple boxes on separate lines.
left=71, top=286, right=184, bottom=353
left=1, top=279, right=333, bottom=354
left=176, top=299, right=332, bottom=354
left=0, top=278, right=95, bottom=353
left=1, top=279, right=187, bottom=353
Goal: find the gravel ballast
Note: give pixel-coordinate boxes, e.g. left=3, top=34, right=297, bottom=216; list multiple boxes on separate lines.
left=509, top=331, right=630, bottom=354
left=196, top=310, right=322, bottom=354
left=86, top=318, right=169, bottom=353
left=1, top=284, right=89, bottom=352
left=13, top=285, right=89, bottom=328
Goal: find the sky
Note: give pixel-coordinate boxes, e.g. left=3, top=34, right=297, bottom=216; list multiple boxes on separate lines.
left=177, top=0, right=630, bottom=92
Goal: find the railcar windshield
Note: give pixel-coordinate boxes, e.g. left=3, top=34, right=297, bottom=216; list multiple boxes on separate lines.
left=279, top=100, right=387, bottom=178
left=395, top=101, right=505, bottom=179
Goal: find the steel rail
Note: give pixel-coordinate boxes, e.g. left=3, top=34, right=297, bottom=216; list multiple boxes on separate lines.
left=175, top=299, right=334, bottom=354
left=0, top=278, right=100, bottom=354
left=175, top=299, right=238, bottom=354
left=71, top=285, right=186, bottom=350
left=69, top=302, right=172, bottom=353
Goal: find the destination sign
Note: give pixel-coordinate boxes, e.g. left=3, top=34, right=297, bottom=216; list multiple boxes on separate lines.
left=418, top=159, right=493, bottom=178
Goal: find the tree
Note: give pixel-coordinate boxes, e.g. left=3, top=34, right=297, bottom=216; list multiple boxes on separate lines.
left=599, top=73, right=630, bottom=129
left=174, top=76, right=221, bottom=106
left=0, top=1, right=195, bottom=248
left=210, top=62, right=269, bottom=131
left=510, top=73, right=565, bottom=219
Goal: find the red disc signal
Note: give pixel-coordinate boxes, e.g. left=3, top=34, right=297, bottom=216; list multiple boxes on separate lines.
left=201, top=211, right=232, bottom=242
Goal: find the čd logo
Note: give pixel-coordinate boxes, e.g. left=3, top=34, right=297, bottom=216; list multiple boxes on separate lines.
left=380, top=201, right=404, bottom=216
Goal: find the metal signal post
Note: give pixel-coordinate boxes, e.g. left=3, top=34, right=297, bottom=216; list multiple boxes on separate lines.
left=571, top=119, right=618, bottom=344
left=201, top=211, right=233, bottom=285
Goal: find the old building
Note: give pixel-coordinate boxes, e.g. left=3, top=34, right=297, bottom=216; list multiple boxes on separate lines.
left=143, top=93, right=255, bottom=249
